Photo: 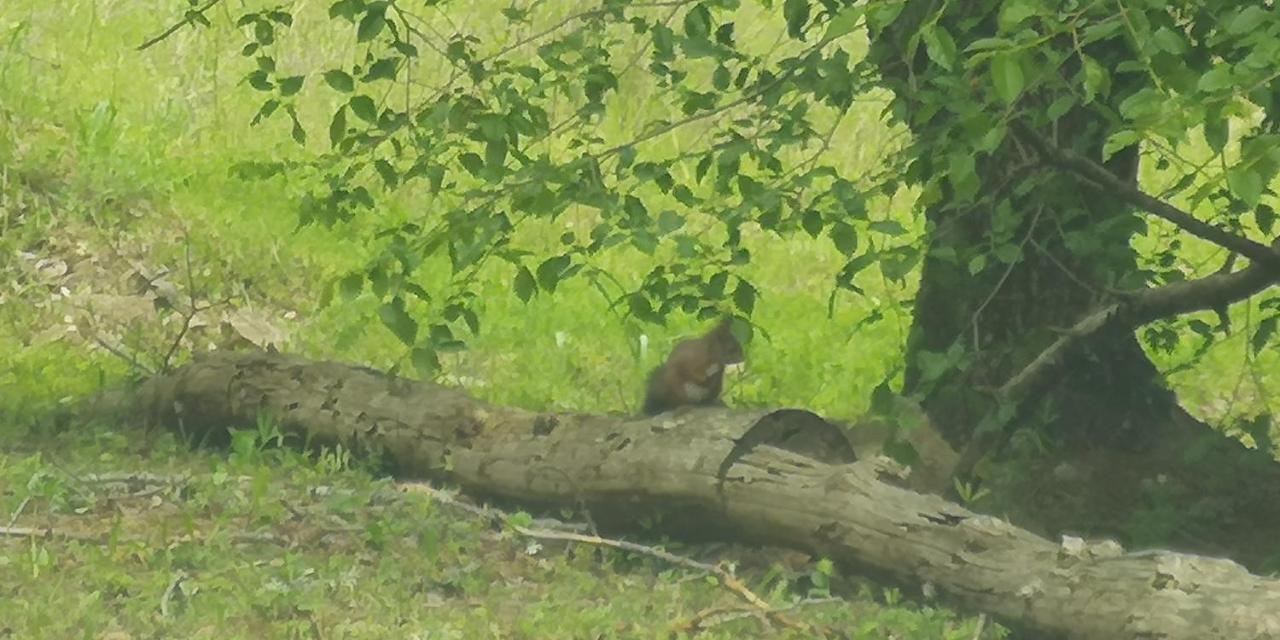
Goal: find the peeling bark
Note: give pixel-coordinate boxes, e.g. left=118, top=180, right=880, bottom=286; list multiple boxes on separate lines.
left=103, top=350, right=1280, bottom=640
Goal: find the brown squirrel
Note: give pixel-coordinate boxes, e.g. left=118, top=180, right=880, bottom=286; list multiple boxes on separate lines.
left=642, top=316, right=745, bottom=415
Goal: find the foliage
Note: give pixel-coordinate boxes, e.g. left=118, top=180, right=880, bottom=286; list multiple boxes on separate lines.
left=193, top=0, right=923, bottom=378
left=134, top=0, right=1280, bottom=431
left=863, top=0, right=1280, bottom=416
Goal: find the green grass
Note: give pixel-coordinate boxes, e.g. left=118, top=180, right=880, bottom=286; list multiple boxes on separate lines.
left=0, top=0, right=917, bottom=422
left=0, top=2, right=990, bottom=637
left=0, top=0, right=1275, bottom=637
left=0, top=422, right=1000, bottom=639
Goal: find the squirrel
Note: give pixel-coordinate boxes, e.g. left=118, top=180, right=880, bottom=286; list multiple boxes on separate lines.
left=642, top=316, right=745, bottom=415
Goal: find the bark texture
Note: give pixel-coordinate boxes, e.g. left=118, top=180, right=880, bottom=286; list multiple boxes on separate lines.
left=106, top=350, right=1280, bottom=640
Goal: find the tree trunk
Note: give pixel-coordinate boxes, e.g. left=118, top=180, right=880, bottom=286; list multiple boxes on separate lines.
left=87, top=350, right=1280, bottom=640
left=863, top=2, right=1280, bottom=559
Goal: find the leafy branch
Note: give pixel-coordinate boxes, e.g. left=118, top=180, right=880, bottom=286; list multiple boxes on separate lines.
left=1014, top=121, right=1280, bottom=269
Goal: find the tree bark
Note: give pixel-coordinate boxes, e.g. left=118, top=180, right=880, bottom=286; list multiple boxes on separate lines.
left=858, top=1, right=1280, bottom=559
left=98, top=350, right=1280, bottom=640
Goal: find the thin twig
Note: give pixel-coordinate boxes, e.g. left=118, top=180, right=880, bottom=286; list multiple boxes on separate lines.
left=0, top=525, right=103, bottom=542
left=971, top=613, right=988, bottom=640
left=7, top=497, right=31, bottom=528
left=137, top=0, right=225, bottom=51
left=970, top=205, right=1045, bottom=351
left=400, top=480, right=823, bottom=633
left=675, top=597, right=841, bottom=633
left=159, top=571, right=188, bottom=618
left=513, top=526, right=825, bottom=637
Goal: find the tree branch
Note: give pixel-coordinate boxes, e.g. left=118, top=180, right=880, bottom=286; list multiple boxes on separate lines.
left=1001, top=240, right=1280, bottom=403
left=953, top=251, right=1280, bottom=479
left=137, top=0, right=225, bottom=52
left=1013, top=121, right=1280, bottom=269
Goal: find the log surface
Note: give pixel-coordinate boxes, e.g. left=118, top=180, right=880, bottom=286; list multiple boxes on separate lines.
left=120, top=351, right=1280, bottom=640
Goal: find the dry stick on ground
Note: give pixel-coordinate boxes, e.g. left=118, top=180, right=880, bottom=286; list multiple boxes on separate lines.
left=6, top=497, right=31, bottom=529
left=401, top=481, right=827, bottom=637
left=676, top=598, right=842, bottom=634
left=515, top=527, right=827, bottom=637
left=0, top=525, right=286, bottom=547
left=0, top=526, right=105, bottom=543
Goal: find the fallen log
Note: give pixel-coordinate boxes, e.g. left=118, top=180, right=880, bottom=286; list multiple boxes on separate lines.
left=100, top=350, right=1280, bottom=640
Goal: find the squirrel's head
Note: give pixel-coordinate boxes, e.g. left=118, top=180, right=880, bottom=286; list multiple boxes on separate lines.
left=709, top=316, right=745, bottom=364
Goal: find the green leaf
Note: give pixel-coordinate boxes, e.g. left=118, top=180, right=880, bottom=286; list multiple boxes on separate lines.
left=1046, top=95, right=1075, bottom=121
left=1081, top=54, right=1109, bottom=104
left=733, top=280, right=756, bottom=314
left=990, top=53, right=1025, bottom=104
left=339, top=273, right=363, bottom=299
left=513, top=266, right=536, bottom=302
left=329, top=106, right=347, bottom=147
left=997, top=0, right=1038, bottom=32
left=290, top=115, right=306, bottom=144
left=683, top=4, right=711, bottom=39
left=869, top=220, right=907, bottom=236
left=1252, top=316, right=1278, bottom=355
left=1203, top=117, right=1229, bottom=154
left=995, top=243, right=1021, bottom=263
left=965, top=37, right=1014, bottom=52
left=1197, top=64, right=1233, bottom=93
left=411, top=345, right=440, bottom=375
left=696, top=154, right=713, bottom=183
left=1228, top=6, right=1269, bottom=35
left=978, top=123, right=1007, bottom=152
left=783, top=0, right=810, bottom=39
left=1228, top=168, right=1263, bottom=208
left=536, top=255, right=570, bottom=292
left=948, top=152, right=979, bottom=202
left=459, top=152, right=484, bottom=176
left=364, top=58, right=398, bottom=82
left=716, top=23, right=735, bottom=46
left=713, top=65, right=731, bottom=90
left=657, top=210, right=684, bottom=234
left=349, top=95, right=377, bottom=122
left=254, top=20, right=274, bottom=45
left=968, top=254, right=987, bottom=275
left=880, top=248, right=919, bottom=282
left=921, top=24, right=957, bottom=71
left=1102, top=129, right=1140, bottom=161
left=247, top=70, right=273, bottom=92
left=1255, top=204, right=1276, bottom=235
left=357, top=9, right=386, bottom=42
left=1152, top=26, right=1187, bottom=54
left=829, top=222, right=858, bottom=255
left=379, top=300, right=418, bottom=345
left=374, top=159, right=398, bottom=187
left=802, top=209, right=823, bottom=236
left=485, top=138, right=508, bottom=173
left=628, top=293, right=660, bottom=323
left=476, top=114, right=507, bottom=142
left=278, top=75, right=304, bottom=97
left=822, top=5, right=864, bottom=42
left=672, top=184, right=697, bottom=206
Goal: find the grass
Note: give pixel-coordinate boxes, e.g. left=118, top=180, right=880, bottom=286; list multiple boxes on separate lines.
left=0, top=0, right=1275, bottom=637
left=0, top=2, right=986, bottom=637
left=0, top=422, right=999, bottom=639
